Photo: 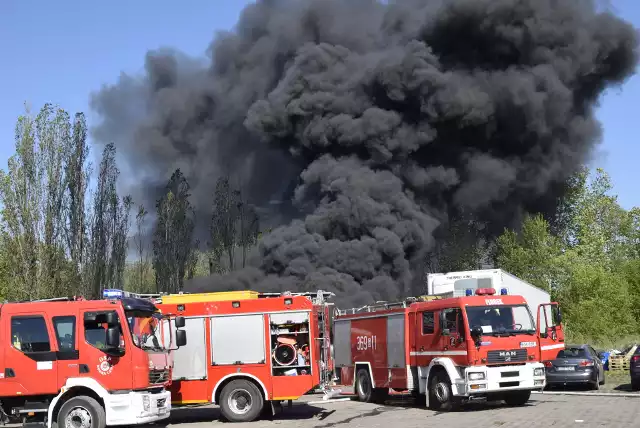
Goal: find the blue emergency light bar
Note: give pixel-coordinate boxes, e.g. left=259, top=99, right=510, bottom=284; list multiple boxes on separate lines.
left=465, top=289, right=473, bottom=296
left=103, top=289, right=124, bottom=299
left=500, top=288, right=508, bottom=295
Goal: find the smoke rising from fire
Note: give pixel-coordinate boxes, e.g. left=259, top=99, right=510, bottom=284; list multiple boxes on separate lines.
left=90, top=0, right=638, bottom=306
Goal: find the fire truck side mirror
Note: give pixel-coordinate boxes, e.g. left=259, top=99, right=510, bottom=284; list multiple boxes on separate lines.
left=439, top=311, right=450, bottom=336
left=554, top=307, right=563, bottom=324
left=175, top=316, right=186, bottom=328
left=175, top=329, right=187, bottom=348
left=104, top=312, right=118, bottom=326
left=470, top=326, right=483, bottom=345
left=106, top=326, right=121, bottom=348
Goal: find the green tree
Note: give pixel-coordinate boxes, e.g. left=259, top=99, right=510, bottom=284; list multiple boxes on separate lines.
left=153, top=169, right=196, bottom=293
left=494, top=213, right=563, bottom=293
left=87, top=143, right=132, bottom=297
left=132, top=205, right=151, bottom=292
left=0, top=104, right=76, bottom=299
left=494, top=168, right=640, bottom=342
left=65, top=112, right=91, bottom=278
left=210, top=176, right=240, bottom=273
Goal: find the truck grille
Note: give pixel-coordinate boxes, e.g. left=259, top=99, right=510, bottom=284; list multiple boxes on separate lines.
left=487, top=349, right=527, bottom=364
left=149, top=369, right=169, bottom=385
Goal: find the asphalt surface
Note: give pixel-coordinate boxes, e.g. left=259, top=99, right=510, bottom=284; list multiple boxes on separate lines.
left=158, top=392, right=640, bottom=428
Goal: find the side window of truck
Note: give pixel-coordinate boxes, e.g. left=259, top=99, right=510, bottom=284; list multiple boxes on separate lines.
left=11, top=316, right=51, bottom=353
left=442, top=308, right=463, bottom=334
left=84, top=311, right=121, bottom=350
left=422, top=311, right=435, bottom=335
left=53, top=316, right=76, bottom=351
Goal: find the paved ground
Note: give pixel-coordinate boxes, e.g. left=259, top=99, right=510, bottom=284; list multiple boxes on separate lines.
left=158, top=392, right=640, bottom=428
left=553, top=371, right=638, bottom=393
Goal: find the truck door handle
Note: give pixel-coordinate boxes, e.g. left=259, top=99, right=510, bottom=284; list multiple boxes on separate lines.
left=5, top=368, right=15, bottom=378
left=420, top=346, right=424, bottom=351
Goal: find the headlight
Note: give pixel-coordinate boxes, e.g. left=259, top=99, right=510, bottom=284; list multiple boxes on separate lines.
left=534, top=368, right=545, bottom=377
left=468, top=372, right=486, bottom=381
left=143, top=395, right=150, bottom=411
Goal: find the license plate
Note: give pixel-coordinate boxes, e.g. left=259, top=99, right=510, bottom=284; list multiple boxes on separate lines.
left=557, top=366, right=575, bottom=371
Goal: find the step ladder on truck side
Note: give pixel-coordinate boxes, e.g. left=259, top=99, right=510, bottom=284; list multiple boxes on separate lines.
left=0, top=292, right=187, bottom=428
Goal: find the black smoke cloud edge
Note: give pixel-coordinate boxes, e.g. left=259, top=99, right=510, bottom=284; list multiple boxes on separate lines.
left=89, top=0, right=638, bottom=309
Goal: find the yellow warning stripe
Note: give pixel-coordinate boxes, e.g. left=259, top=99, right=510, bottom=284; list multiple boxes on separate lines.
left=171, top=399, right=210, bottom=405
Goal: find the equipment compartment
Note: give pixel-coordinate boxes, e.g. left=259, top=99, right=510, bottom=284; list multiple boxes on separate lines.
left=269, top=311, right=312, bottom=376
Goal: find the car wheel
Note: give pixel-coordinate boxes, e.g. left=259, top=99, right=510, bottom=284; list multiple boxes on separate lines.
left=631, top=379, right=640, bottom=391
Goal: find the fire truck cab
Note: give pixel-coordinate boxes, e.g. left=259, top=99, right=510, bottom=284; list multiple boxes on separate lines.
left=334, top=288, right=560, bottom=410
left=138, top=289, right=336, bottom=423
left=0, top=293, right=186, bottom=428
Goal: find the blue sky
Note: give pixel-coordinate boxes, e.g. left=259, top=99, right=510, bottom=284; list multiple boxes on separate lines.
left=0, top=0, right=638, bottom=210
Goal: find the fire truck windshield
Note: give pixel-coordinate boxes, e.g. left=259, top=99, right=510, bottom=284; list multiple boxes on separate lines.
left=465, top=304, right=535, bottom=336
left=126, top=311, right=168, bottom=351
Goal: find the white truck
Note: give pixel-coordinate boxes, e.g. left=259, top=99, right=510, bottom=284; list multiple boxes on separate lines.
left=426, top=268, right=565, bottom=360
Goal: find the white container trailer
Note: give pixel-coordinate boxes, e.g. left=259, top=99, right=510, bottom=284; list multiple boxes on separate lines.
left=426, top=269, right=550, bottom=319
left=426, top=269, right=565, bottom=360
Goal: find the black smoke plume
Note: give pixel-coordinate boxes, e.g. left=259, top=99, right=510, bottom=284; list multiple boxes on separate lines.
left=90, top=0, right=638, bottom=307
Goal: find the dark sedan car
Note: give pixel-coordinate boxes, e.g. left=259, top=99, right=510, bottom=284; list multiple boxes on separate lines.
left=630, top=347, right=640, bottom=390
left=544, top=344, right=605, bottom=390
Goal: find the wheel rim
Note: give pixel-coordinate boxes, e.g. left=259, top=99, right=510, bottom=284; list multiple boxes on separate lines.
left=64, top=407, right=92, bottom=428
left=434, top=382, right=450, bottom=403
left=228, top=389, right=253, bottom=415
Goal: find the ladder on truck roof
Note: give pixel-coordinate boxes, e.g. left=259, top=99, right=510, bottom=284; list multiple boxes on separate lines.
left=102, top=288, right=336, bottom=305
left=336, top=294, right=444, bottom=315
left=10, top=296, right=86, bottom=304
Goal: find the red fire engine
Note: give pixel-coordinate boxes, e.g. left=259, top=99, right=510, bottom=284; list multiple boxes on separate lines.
left=0, top=293, right=186, bottom=428
left=131, top=289, right=336, bottom=423
left=333, top=287, right=564, bottom=410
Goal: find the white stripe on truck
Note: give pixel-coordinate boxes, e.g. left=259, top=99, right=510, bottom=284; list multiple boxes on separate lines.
left=541, top=343, right=565, bottom=350
left=410, top=350, right=468, bottom=356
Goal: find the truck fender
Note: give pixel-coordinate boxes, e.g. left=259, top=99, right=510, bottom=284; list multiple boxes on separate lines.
left=352, top=362, right=376, bottom=388
left=211, top=373, right=269, bottom=404
left=47, top=378, right=110, bottom=428
left=419, top=358, right=463, bottom=408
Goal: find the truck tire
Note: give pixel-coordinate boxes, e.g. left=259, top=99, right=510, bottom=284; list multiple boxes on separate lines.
left=57, top=396, right=106, bottom=428
left=219, top=379, right=264, bottom=422
left=355, top=369, right=388, bottom=403
left=356, top=369, right=374, bottom=402
left=631, top=379, right=640, bottom=391
left=428, top=372, right=459, bottom=411
left=503, top=390, right=531, bottom=406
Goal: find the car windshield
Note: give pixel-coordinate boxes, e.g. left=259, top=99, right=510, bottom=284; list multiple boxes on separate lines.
left=465, top=304, right=535, bottom=336
left=126, top=311, right=168, bottom=351
left=557, top=347, right=588, bottom=359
